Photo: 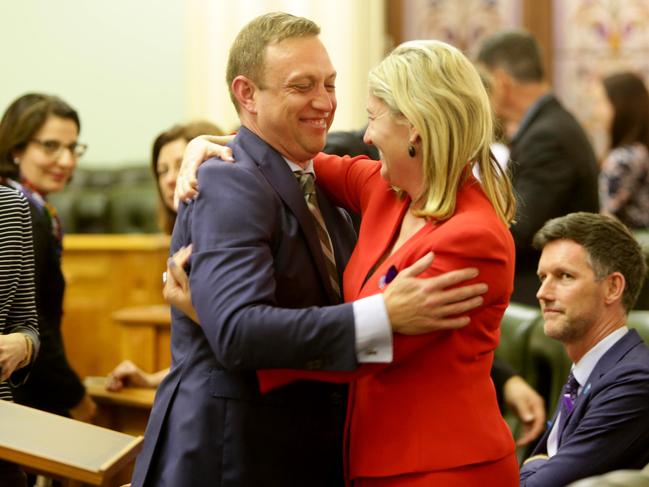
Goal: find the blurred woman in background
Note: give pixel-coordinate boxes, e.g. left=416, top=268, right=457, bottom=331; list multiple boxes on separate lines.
left=599, top=72, right=649, bottom=229
left=0, top=93, right=96, bottom=421
left=152, top=121, right=225, bottom=234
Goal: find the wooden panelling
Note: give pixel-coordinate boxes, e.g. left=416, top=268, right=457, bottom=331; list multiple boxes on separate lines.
left=114, top=304, right=171, bottom=373
left=522, top=0, right=554, bottom=83
left=61, top=234, right=170, bottom=378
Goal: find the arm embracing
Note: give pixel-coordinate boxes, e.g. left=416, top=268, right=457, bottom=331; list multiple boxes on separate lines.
left=190, top=162, right=357, bottom=371
left=313, top=153, right=379, bottom=215
left=258, top=216, right=511, bottom=390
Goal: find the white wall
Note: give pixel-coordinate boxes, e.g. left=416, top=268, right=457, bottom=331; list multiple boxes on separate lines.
left=0, top=1, right=186, bottom=167
left=0, top=1, right=385, bottom=168
left=185, top=0, right=386, bottom=133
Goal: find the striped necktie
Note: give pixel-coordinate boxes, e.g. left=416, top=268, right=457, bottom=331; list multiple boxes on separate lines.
left=294, top=170, right=341, bottom=299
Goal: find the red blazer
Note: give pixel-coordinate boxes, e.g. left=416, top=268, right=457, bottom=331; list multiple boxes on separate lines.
left=258, top=155, right=516, bottom=478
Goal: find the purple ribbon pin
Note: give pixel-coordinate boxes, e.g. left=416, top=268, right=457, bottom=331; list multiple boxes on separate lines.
left=378, top=265, right=398, bottom=289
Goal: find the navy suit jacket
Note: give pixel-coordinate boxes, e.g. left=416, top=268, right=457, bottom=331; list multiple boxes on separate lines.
left=131, top=127, right=358, bottom=487
left=509, top=94, right=599, bottom=306
left=520, top=329, right=649, bottom=486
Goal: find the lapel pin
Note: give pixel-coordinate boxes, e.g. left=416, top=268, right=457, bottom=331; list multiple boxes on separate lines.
left=378, top=265, right=398, bottom=289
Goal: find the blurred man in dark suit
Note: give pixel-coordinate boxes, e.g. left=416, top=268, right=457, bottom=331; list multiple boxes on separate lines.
left=477, top=30, right=599, bottom=307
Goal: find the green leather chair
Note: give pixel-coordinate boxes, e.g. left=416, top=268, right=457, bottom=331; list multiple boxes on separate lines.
left=496, top=302, right=543, bottom=462
left=48, top=165, right=155, bottom=234
left=496, top=302, right=542, bottom=378
left=107, top=184, right=158, bottom=233
left=526, top=317, right=572, bottom=413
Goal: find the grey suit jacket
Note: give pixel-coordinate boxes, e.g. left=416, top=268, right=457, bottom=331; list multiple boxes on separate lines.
left=131, top=127, right=358, bottom=487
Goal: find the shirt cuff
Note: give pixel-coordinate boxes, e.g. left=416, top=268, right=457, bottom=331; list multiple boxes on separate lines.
left=352, top=295, right=393, bottom=363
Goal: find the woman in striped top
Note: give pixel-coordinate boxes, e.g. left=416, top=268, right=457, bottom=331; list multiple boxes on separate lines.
left=0, top=184, right=40, bottom=486
left=0, top=93, right=96, bottom=421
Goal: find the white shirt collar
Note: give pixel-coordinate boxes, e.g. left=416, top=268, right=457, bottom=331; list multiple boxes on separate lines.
left=284, top=158, right=315, bottom=177
left=572, top=326, right=629, bottom=389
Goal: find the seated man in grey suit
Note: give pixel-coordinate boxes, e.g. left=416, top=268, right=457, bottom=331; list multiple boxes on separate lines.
left=521, top=212, right=649, bottom=486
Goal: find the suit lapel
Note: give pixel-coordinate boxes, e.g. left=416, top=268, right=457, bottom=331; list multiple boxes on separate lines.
left=584, top=329, right=643, bottom=385
left=235, top=128, right=342, bottom=304
left=559, top=330, right=643, bottom=444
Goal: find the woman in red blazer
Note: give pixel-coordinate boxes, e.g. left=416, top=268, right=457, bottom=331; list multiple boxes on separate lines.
left=257, top=40, right=519, bottom=485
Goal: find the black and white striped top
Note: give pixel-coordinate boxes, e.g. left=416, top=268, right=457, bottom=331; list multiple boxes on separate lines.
left=0, top=185, right=39, bottom=401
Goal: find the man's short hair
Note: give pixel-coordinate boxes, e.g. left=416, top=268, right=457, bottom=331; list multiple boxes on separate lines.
left=533, top=212, right=648, bottom=311
left=226, top=12, right=320, bottom=110
left=477, top=29, right=545, bottom=82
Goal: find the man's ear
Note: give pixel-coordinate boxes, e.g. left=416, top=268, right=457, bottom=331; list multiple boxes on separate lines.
left=604, top=272, right=626, bottom=305
left=231, top=75, right=258, bottom=114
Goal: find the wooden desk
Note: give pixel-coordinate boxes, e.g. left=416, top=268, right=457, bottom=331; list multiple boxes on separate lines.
left=0, top=400, right=142, bottom=486
left=61, top=234, right=170, bottom=378
left=84, top=377, right=155, bottom=437
left=113, top=304, right=171, bottom=373
left=83, top=377, right=156, bottom=486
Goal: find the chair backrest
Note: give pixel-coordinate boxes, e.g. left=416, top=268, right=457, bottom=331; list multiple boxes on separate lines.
left=107, top=185, right=158, bottom=234
left=496, top=302, right=544, bottom=463
left=527, top=316, right=572, bottom=411
left=496, top=302, right=542, bottom=377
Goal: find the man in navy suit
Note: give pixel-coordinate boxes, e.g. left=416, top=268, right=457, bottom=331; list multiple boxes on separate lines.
left=520, top=212, right=649, bottom=486
left=131, top=12, right=486, bottom=487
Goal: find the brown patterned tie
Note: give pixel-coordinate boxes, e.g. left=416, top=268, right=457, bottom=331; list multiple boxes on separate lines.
left=294, top=170, right=341, bottom=299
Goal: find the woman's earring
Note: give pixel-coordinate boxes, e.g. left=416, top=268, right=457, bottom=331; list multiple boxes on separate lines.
left=13, top=157, right=20, bottom=165
left=408, top=144, right=416, bottom=158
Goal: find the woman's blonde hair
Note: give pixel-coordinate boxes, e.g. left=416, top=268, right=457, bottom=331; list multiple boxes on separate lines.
left=368, top=40, right=515, bottom=224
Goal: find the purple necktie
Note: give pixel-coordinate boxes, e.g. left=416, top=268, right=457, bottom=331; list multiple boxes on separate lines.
left=557, top=371, right=579, bottom=444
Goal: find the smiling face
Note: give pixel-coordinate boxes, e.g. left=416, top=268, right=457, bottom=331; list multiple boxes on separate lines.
left=536, top=239, right=607, bottom=344
left=251, top=35, right=336, bottom=164
left=156, top=137, right=186, bottom=211
left=363, top=94, right=422, bottom=195
left=15, top=115, right=79, bottom=194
